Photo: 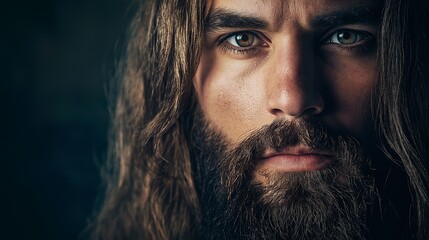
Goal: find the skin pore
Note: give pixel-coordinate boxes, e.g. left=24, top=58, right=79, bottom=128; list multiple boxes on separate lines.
left=195, top=0, right=379, bottom=180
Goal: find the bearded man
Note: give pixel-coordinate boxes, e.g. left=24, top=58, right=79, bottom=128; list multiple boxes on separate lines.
left=91, top=0, right=429, bottom=239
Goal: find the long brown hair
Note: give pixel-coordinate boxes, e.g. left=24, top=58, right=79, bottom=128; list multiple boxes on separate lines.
left=91, top=0, right=429, bottom=239
left=376, top=0, right=429, bottom=238
left=91, top=0, right=205, bottom=239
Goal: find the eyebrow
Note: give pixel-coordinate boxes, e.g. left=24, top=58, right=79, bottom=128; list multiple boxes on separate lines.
left=205, top=9, right=269, bottom=32
left=205, top=5, right=381, bottom=33
left=310, top=6, right=381, bottom=28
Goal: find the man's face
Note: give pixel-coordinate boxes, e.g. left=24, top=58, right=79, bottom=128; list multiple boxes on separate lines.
left=193, top=0, right=380, bottom=239
left=195, top=0, right=378, bottom=171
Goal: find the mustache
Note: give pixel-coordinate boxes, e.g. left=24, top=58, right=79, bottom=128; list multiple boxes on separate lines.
left=225, top=118, right=345, bottom=163
left=219, top=118, right=361, bottom=189
left=234, top=118, right=339, bottom=155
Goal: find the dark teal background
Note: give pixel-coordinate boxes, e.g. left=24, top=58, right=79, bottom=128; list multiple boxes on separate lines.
left=2, top=0, right=133, bottom=239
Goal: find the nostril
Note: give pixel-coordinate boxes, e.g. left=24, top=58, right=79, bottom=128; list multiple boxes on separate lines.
left=270, top=108, right=285, bottom=116
left=298, top=96, right=325, bottom=118
left=266, top=79, right=325, bottom=118
left=267, top=94, right=325, bottom=118
left=300, top=105, right=324, bottom=118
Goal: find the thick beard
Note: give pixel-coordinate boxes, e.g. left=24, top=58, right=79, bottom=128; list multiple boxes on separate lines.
left=190, top=111, right=376, bottom=240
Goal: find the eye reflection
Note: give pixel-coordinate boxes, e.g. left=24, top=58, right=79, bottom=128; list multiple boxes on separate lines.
left=328, top=30, right=368, bottom=45
left=226, top=32, right=256, bottom=47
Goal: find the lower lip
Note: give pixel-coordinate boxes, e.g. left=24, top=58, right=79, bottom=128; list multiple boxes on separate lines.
left=258, top=154, right=333, bottom=172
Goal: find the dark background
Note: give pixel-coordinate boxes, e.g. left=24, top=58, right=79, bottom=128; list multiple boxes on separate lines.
left=2, top=0, right=133, bottom=239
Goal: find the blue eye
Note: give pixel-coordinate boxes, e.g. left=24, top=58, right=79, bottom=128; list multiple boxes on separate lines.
left=225, top=32, right=260, bottom=48
left=327, top=30, right=368, bottom=45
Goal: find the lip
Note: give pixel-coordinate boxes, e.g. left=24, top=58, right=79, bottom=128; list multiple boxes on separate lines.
left=258, top=145, right=333, bottom=172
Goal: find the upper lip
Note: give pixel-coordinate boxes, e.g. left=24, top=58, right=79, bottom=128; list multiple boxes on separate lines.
left=261, top=145, right=331, bottom=158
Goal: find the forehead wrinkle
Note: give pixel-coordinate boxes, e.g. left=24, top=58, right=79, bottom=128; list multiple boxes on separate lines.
left=272, top=0, right=288, bottom=31
left=256, top=0, right=292, bottom=31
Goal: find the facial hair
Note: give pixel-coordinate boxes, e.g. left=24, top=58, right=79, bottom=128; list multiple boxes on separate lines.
left=190, top=112, right=376, bottom=240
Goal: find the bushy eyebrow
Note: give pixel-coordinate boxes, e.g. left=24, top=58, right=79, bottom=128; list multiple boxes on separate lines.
left=204, top=4, right=381, bottom=33
left=310, top=6, right=381, bottom=28
left=205, top=9, right=269, bottom=32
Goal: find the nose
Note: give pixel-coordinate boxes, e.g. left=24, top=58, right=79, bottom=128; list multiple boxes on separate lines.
left=266, top=37, right=324, bottom=119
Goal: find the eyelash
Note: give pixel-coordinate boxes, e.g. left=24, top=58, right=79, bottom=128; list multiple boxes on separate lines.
left=322, top=29, right=374, bottom=49
left=217, top=31, right=267, bottom=56
left=217, top=29, right=375, bottom=56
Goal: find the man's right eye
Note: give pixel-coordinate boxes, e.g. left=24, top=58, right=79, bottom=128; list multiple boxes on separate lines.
left=225, top=32, right=259, bottom=48
left=217, top=31, right=269, bottom=57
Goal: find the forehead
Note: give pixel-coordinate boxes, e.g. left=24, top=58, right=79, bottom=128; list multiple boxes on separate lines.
left=206, top=0, right=380, bottom=29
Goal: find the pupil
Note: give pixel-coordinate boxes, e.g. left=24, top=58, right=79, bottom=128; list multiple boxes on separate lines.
left=240, top=34, right=249, bottom=41
left=340, top=32, right=351, bottom=40
left=338, top=31, right=357, bottom=44
left=236, top=33, right=253, bottom=47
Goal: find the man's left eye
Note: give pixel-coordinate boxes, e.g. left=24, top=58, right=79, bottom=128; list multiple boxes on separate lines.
left=326, top=30, right=369, bottom=45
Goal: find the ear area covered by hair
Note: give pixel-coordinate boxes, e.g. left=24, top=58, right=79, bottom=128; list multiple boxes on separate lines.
left=91, top=0, right=207, bottom=239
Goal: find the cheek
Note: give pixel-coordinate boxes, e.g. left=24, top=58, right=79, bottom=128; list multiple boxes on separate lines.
left=195, top=51, right=265, bottom=141
left=325, top=56, right=377, bottom=136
